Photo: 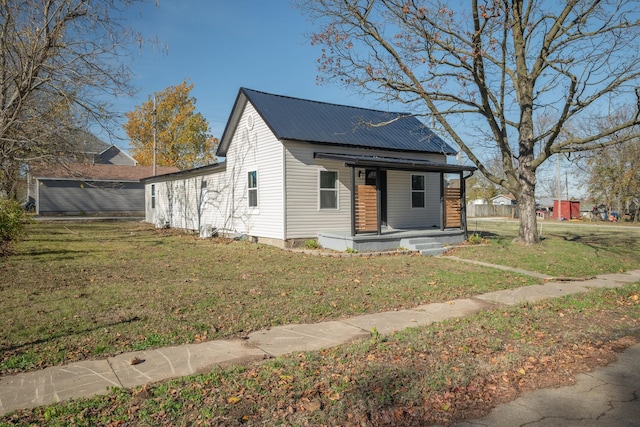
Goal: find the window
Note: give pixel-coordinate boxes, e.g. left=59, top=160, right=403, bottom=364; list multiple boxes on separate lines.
left=411, top=175, right=425, bottom=208
left=151, top=184, right=156, bottom=209
left=319, top=170, right=338, bottom=209
left=247, top=170, right=258, bottom=208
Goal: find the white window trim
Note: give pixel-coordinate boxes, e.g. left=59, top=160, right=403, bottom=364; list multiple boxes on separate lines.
left=410, top=174, right=426, bottom=209
left=247, top=170, right=259, bottom=211
left=318, top=169, right=339, bottom=210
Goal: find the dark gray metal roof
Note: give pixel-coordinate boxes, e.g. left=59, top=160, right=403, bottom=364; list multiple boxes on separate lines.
left=314, top=152, right=476, bottom=173
left=218, top=88, right=458, bottom=156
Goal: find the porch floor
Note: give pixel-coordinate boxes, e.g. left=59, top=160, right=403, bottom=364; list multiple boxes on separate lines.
left=318, top=227, right=467, bottom=253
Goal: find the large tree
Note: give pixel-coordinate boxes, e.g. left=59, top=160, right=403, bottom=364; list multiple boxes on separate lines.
left=0, top=0, right=146, bottom=199
left=124, top=80, right=217, bottom=170
left=299, top=0, right=640, bottom=244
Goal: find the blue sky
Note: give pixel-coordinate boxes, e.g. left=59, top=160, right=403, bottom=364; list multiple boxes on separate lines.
left=106, top=0, right=373, bottom=149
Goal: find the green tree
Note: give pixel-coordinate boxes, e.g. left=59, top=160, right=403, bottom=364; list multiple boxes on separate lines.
left=124, top=80, right=217, bottom=170
left=0, top=0, right=146, bottom=200
left=299, top=0, right=640, bottom=244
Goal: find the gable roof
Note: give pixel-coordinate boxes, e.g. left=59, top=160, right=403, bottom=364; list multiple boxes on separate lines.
left=32, top=164, right=180, bottom=182
left=218, top=88, right=458, bottom=157
left=67, top=129, right=112, bottom=154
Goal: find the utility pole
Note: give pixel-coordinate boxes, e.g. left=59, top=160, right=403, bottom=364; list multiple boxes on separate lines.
left=153, top=94, right=157, bottom=176
left=557, top=154, right=561, bottom=220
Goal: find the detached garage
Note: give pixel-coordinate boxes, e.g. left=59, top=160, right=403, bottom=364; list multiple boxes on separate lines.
left=32, top=164, right=178, bottom=216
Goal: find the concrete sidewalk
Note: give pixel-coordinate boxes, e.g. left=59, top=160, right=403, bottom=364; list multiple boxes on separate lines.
left=1, top=267, right=639, bottom=421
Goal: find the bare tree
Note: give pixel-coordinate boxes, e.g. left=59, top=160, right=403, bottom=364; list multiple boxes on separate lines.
left=578, top=110, right=640, bottom=221
left=0, top=0, right=148, bottom=199
left=298, top=0, right=640, bottom=244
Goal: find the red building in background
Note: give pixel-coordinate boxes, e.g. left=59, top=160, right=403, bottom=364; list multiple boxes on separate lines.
left=553, top=200, right=580, bottom=220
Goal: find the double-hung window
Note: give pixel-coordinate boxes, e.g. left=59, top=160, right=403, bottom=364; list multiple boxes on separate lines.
left=319, top=170, right=338, bottom=209
left=151, top=184, right=156, bottom=209
left=411, top=174, right=425, bottom=208
left=248, top=170, right=258, bottom=208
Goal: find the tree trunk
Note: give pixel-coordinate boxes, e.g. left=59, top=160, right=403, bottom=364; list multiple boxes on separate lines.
left=516, top=168, right=540, bottom=244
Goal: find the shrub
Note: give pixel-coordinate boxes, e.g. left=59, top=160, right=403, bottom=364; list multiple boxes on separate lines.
left=466, top=233, right=484, bottom=245
left=304, top=239, right=320, bottom=249
left=0, top=198, right=28, bottom=255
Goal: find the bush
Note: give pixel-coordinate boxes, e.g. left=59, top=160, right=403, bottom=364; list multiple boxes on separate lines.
left=0, top=198, right=28, bottom=254
left=466, top=233, right=484, bottom=245
left=304, top=239, right=320, bottom=249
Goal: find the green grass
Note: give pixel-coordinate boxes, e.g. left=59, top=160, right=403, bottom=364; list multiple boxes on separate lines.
left=1, top=219, right=639, bottom=379
left=460, top=219, right=640, bottom=277
left=3, top=283, right=638, bottom=426
left=1, top=221, right=541, bottom=375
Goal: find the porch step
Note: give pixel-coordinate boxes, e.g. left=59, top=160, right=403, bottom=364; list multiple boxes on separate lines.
left=401, top=237, right=447, bottom=257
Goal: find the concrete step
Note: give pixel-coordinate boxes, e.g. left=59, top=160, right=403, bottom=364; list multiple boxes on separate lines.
left=420, top=247, right=447, bottom=257
left=414, top=242, right=442, bottom=250
left=401, top=237, right=445, bottom=256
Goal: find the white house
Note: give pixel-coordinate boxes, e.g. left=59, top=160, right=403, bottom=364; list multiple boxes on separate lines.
left=143, top=88, right=476, bottom=251
left=491, top=194, right=516, bottom=205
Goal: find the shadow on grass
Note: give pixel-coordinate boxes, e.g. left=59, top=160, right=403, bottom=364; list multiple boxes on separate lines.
left=0, top=315, right=143, bottom=354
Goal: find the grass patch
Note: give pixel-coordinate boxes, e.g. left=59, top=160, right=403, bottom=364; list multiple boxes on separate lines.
left=1, top=221, right=540, bottom=375
left=3, top=283, right=638, bottom=426
left=457, top=219, right=640, bottom=277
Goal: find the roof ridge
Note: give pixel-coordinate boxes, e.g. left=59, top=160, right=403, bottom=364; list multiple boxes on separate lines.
left=240, top=87, right=411, bottom=116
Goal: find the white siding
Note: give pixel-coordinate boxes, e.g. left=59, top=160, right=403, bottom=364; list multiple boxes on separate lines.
left=146, top=172, right=227, bottom=231
left=283, top=141, right=447, bottom=238
left=222, top=103, right=284, bottom=239
left=145, top=102, right=285, bottom=240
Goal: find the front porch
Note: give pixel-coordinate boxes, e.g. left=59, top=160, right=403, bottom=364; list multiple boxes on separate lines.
left=318, top=227, right=467, bottom=255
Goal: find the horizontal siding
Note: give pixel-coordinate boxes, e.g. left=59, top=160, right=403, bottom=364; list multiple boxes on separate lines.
left=146, top=102, right=285, bottom=240
left=38, top=180, right=144, bottom=215
left=386, top=171, right=441, bottom=228
left=284, top=142, right=448, bottom=238
left=285, top=153, right=352, bottom=238
left=223, top=103, right=284, bottom=239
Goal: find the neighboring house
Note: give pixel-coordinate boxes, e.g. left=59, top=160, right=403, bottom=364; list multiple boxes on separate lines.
left=491, top=194, right=516, bottom=205
left=66, top=128, right=138, bottom=166
left=27, top=129, right=178, bottom=215
left=468, top=198, right=488, bottom=205
left=143, top=88, right=476, bottom=250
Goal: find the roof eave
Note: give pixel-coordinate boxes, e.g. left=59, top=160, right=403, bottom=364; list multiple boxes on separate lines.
left=141, top=162, right=226, bottom=183
left=314, top=152, right=476, bottom=173
left=281, top=138, right=457, bottom=156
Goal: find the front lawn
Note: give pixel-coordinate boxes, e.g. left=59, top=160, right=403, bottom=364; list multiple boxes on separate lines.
left=1, top=221, right=537, bottom=374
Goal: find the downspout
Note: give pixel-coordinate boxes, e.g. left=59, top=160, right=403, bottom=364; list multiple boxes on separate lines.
left=350, top=166, right=356, bottom=237
left=462, top=170, right=475, bottom=239
left=440, top=173, right=445, bottom=231
left=282, top=145, right=287, bottom=243
left=376, top=167, right=382, bottom=235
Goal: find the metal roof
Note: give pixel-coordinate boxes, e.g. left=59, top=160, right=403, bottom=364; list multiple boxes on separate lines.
left=314, top=152, right=476, bottom=173
left=218, top=88, right=458, bottom=156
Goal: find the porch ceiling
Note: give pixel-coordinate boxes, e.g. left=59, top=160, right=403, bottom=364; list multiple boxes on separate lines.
left=314, top=152, right=476, bottom=173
